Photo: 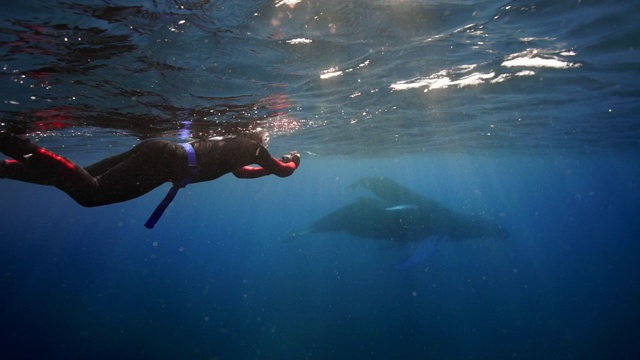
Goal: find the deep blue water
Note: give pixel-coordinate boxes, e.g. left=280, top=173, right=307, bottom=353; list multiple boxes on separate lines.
left=1, top=0, right=640, bottom=359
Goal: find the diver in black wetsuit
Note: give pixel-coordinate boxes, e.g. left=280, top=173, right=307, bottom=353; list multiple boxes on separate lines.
left=0, top=130, right=300, bottom=209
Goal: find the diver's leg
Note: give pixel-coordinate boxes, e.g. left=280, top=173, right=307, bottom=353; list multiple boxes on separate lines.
left=84, top=147, right=140, bottom=176
left=1, top=134, right=184, bottom=207
left=0, top=132, right=97, bottom=187
left=77, top=140, right=185, bottom=206
left=0, top=132, right=100, bottom=204
left=0, top=159, right=58, bottom=185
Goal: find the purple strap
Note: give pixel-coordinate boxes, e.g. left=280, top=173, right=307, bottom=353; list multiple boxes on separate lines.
left=144, top=143, right=199, bottom=229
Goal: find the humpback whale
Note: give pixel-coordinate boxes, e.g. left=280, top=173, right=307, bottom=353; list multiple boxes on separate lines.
left=290, top=177, right=509, bottom=268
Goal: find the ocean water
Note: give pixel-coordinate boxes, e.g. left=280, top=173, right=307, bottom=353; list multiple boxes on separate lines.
left=1, top=0, right=639, bottom=359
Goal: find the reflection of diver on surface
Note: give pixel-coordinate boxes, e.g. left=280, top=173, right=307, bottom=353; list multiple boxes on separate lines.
left=0, top=130, right=300, bottom=228
left=289, top=176, right=509, bottom=269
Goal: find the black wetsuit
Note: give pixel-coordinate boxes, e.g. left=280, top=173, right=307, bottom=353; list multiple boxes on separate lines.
left=0, top=135, right=295, bottom=207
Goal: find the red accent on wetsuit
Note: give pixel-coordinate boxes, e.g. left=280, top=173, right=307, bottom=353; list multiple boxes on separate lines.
left=234, top=157, right=297, bottom=179
left=36, top=147, right=76, bottom=171
left=236, top=165, right=268, bottom=178
left=271, top=158, right=297, bottom=176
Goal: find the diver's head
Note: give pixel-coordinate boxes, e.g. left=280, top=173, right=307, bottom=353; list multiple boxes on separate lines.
left=206, top=124, right=270, bottom=147
left=241, top=128, right=270, bottom=148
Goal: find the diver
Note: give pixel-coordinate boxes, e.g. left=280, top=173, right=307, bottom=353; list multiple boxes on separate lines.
left=0, top=130, right=300, bottom=228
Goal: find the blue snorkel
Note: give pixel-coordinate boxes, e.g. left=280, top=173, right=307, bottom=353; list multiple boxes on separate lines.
left=144, top=142, right=199, bottom=229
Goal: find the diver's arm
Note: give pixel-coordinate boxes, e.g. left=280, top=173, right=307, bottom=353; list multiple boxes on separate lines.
left=232, top=165, right=269, bottom=178
left=232, top=149, right=300, bottom=178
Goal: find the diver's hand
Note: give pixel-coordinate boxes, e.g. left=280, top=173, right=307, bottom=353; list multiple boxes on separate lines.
left=281, top=151, right=301, bottom=167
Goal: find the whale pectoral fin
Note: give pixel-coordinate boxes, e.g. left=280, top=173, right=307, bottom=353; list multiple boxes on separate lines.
left=385, top=204, right=419, bottom=211
left=282, top=227, right=315, bottom=243
left=394, top=237, right=441, bottom=270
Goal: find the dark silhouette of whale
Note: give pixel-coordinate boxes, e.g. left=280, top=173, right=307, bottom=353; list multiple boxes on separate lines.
left=290, top=177, right=508, bottom=268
